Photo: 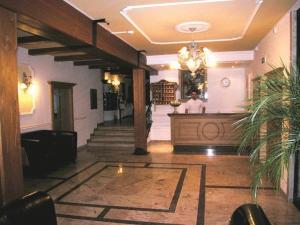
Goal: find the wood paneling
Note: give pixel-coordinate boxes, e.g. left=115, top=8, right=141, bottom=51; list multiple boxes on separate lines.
left=169, top=113, right=242, bottom=146
left=0, top=7, right=23, bottom=204
left=133, top=69, right=147, bottom=154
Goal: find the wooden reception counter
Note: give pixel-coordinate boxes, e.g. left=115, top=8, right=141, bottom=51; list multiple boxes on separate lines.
left=168, top=113, right=242, bottom=151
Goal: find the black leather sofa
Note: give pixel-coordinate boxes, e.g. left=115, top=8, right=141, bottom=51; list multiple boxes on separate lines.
left=229, top=204, right=272, bottom=225
left=0, top=191, right=57, bottom=225
left=21, top=130, right=77, bottom=175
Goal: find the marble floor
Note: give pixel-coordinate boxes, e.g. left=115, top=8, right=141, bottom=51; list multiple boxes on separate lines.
left=24, top=141, right=300, bottom=225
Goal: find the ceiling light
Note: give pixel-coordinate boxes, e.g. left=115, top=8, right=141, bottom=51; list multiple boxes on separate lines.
left=178, top=28, right=216, bottom=76
left=112, top=30, right=134, bottom=35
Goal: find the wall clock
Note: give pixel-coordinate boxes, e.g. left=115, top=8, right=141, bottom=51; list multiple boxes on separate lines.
left=221, top=77, right=231, bottom=87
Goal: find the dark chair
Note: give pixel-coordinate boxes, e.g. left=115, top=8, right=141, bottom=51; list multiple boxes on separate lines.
left=21, top=130, right=77, bottom=175
left=0, top=191, right=57, bottom=225
left=229, top=204, right=272, bottom=225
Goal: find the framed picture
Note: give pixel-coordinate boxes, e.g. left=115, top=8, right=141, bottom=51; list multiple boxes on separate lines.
left=90, top=89, right=97, bottom=109
left=18, top=64, right=35, bottom=115
left=180, top=68, right=207, bottom=100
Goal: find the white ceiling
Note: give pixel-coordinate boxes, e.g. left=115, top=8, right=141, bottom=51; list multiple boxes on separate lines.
left=63, top=0, right=297, bottom=55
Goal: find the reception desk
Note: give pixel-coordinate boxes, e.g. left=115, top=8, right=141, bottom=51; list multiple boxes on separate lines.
left=168, top=113, right=243, bottom=152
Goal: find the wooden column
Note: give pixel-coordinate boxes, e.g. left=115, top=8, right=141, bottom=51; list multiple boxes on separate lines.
left=133, top=69, right=147, bottom=155
left=0, top=7, right=23, bottom=204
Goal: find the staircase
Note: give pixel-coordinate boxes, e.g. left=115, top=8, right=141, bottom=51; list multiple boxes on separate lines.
left=87, top=125, right=135, bottom=154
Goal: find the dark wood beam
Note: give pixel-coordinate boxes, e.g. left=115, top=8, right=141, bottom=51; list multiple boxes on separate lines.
left=104, top=68, right=133, bottom=75
left=144, top=65, right=158, bottom=75
left=54, top=54, right=101, bottom=62
left=96, top=25, right=139, bottom=66
left=0, top=7, right=23, bottom=204
left=0, top=0, right=92, bottom=44
left=0, top=0, right=146, bottom=67
left=74, top=60, right=109, bottom=66
left=17, top=35, right=48, bottom=44
left=28, top=45, right=91, bottom=55
left=89, top=65, right=119, bottom=70
left=133, top=69, right=147, bottom=155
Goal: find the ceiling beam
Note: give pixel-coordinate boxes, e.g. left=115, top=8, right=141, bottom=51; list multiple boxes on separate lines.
left=73, top=60, right=112, bottom=66
left=17, top=35, right=48, bottom=44
left=89, top=65, right=119, bottom=70
left=0, top=0, right=148, bottom=68
left=54, top=54, right=101, bottom=62
left=28, top=45, right=91, bottom=56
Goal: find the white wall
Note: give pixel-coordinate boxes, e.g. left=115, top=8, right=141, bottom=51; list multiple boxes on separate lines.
left=149, top=67, right=246, bottom=140
left=18, top=47, right=103, bottom=147
left=206, top=67, right=246, bottom=113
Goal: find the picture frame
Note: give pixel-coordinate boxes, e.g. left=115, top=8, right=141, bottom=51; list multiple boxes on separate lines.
left=180, top=68, right=208, bottom=100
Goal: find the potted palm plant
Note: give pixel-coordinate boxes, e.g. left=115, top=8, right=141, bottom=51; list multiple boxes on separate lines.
left=235, top=65, right=300, bottom=199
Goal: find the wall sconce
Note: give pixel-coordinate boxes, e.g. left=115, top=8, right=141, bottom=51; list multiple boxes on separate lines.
left=19, top=71, right=36, bottom=96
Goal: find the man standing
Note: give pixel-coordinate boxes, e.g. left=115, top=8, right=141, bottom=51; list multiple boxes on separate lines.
left=185, top=90, right=206, bottom=113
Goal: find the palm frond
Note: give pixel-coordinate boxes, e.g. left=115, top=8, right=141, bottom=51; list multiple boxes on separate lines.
left=236, top=64, right=300, bottom=199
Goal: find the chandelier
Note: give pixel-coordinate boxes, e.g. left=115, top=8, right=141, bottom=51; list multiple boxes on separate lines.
left=178, top=42, right=215, bottom=76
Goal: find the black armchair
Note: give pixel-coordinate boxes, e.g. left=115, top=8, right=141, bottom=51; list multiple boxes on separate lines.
left=21, top=130, right=77, bottom=175
left=0, top=191, right=57, bottom=225
left=229, top=204, right=272, bottom=225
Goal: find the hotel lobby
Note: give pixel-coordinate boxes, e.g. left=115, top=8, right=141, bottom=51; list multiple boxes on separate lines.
left=1, top=0, right=300, bottom=225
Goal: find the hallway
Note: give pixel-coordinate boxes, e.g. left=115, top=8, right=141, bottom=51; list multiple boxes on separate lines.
left=24, top=142, right=300, bottom=225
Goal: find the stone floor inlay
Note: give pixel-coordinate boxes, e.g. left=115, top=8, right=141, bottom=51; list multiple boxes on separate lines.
left=51, top=162, right=205, bottom=225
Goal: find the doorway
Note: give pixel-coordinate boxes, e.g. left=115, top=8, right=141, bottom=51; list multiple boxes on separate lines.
left=50, top=81, right=76, bottom=131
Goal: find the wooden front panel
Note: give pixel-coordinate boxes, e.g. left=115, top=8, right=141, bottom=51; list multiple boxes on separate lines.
left=171, top=115, right=240, bottom=146
left=0, top=7, right=23, bottom=204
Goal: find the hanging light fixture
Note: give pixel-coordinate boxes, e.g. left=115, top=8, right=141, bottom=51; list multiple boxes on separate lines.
left=178, top=42, right=215, bottom=76
left=177, top=25, right=216, bottom=76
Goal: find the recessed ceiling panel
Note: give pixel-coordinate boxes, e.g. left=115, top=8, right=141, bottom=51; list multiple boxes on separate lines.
left=63, top=0, right=297, bottom=54
left=121, top=0, right=260, bottom=44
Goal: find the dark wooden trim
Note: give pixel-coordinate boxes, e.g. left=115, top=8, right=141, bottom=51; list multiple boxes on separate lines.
left=54, top=54, right=101, bottom=62
left=0, top=7, right=23, bottom=204
left=17, top=35, right=48, bottom=44
left=28, top=45, right=91, bottom=55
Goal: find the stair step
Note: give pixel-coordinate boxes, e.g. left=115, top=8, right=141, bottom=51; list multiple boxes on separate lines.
left=87, top=142, right=134, bottom=148
left=93, top=130, right=135, bottom=136
left=96, top=126, right=134, bottom=131
left=87, top=147, right=134, bottom=155
left=90, top=136, right=135, bottom=142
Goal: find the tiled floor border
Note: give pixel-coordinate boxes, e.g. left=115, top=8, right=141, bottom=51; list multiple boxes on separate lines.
left=45, top=161, right=206, bottom=225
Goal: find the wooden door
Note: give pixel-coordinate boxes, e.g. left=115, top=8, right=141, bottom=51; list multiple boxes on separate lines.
left=50, top=81, right=76, bottom=131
